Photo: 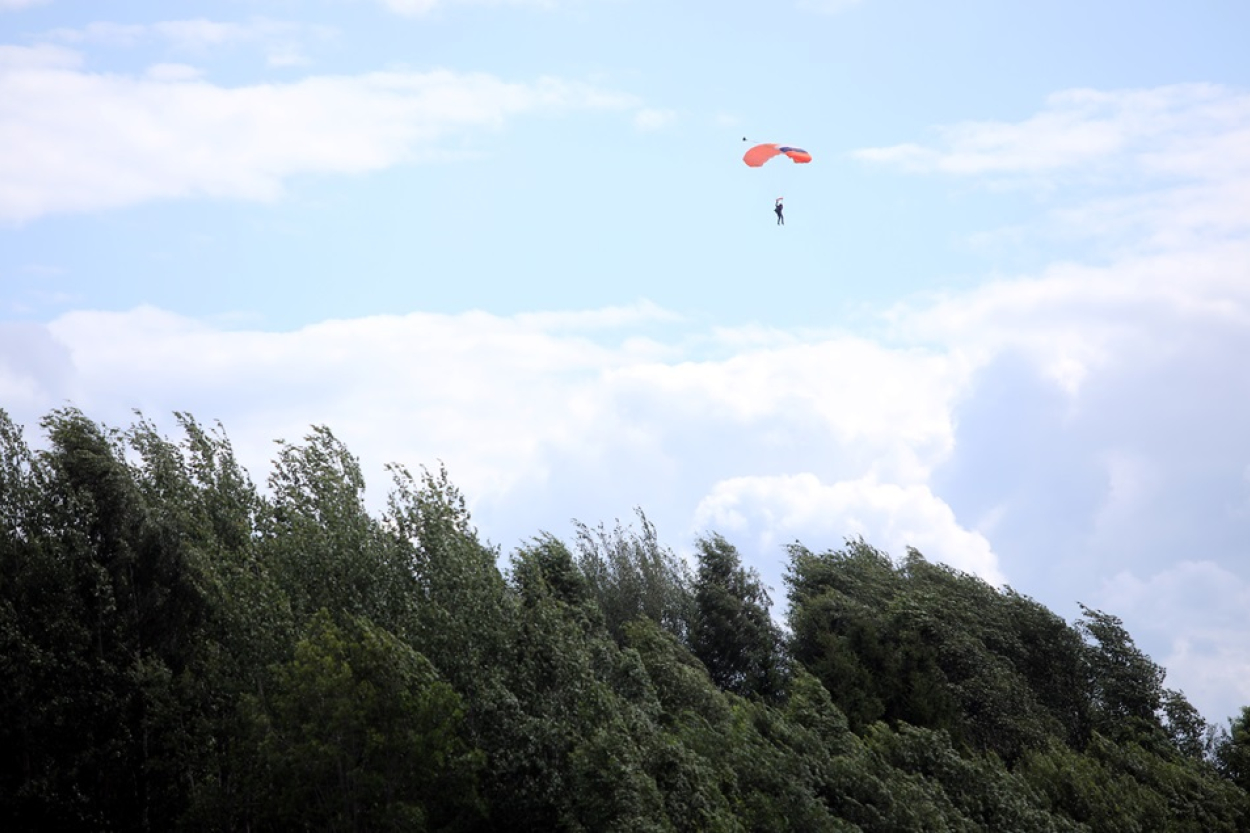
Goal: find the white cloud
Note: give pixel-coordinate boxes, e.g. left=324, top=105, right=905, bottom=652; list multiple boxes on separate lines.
left=796, top=0, right=865, bottom=14
left=0, top=43, right=80, bottom=69
left=378, top=0, right=557, bottom=16
left=0, top=301, right=985, bottom=578
left=847, top=83, right=1250, bottom=723
left=144, top=63, right=204, bottom=83
left=693, top=473, right=1004, bottom=586
left=0, top=52, right=641, bottom=222
left=608, top=335, right=967, bottom=482
left=856, top=84, right=1250, bottom=184
left=0, top=0, right=49, bottom=10
left=871, top=84, right=1250, bottom=397
left=633, top=108, right=677, bottom=132
left=16, top=304, right=677, bottom=502
left=45, top=17, right=336, bottom=59
left=888, top=239, right=1250, bottom=395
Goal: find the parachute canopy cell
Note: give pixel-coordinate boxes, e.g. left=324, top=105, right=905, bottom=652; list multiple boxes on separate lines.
left=742, top=143, right=812, bottom=167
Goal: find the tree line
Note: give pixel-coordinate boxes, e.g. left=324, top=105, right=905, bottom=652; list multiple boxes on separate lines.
left=2, top=407, right=1249, bottom=831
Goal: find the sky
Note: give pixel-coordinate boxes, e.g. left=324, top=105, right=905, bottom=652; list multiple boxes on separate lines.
left=3, top=0, right=1250, bottom=725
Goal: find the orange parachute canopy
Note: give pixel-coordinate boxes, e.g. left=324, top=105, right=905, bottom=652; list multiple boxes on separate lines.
left=743, top=143, right=812, bottom=167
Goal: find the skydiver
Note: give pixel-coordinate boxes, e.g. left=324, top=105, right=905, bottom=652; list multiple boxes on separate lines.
left=775, top=197, right=784, bottom=225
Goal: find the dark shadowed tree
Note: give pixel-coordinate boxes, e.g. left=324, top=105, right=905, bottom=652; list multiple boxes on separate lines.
left=1215, top=707, right=1250, bottom=792
left=238, top=611, right=483, bottom=832
left=0, top=409, right=213, bottom=830
left=1161, top=688, right=1211, bottom=761
left=1077, top=604, right=1166, bottom=740
left=690, top=533, right=785, bottom=700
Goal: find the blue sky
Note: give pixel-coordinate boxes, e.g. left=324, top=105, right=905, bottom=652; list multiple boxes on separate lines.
left=3, top=0, right=1250, bottom=724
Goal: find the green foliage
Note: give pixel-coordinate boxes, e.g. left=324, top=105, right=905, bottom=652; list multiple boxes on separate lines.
left=786, top=539, right=961, bottom=735
left=864, top=723, right=1084, bottom=832
left=574, top=510, right=694, bottom=644
left=1161, top=688, right=1212, bottom=761
left=690, top=534, right=786, bottom=700
left=236, top=611, right=483, bottom=832
left=784, top=538, right=1211, bottom=767
left=264, top=426, right=415, bottom=633
left=1214, top=707, right=1250, bottom=791
left=384, top=462, right=510, bottom=696
left=625, top=618, right=851, bottom=832
left=1020, top=733, right=1250, bottom=832
left=1077, top=604, right=1168, bottom=740
left=2, top=407, right=1247, bottom=832
left=0, top=408, right=216, bottom=830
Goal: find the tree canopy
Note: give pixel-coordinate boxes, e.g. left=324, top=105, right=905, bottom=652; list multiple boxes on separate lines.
left=1, top=407, right=1246, bottom=831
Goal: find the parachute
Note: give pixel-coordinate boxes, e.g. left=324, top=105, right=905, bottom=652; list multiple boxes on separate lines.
left=742, top=142, right=812, bottom=167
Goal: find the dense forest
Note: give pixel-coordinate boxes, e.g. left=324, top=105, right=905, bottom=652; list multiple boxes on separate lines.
left=3, top=407, right=1250, bottom=832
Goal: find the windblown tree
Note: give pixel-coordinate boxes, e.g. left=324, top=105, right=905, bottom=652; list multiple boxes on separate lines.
left=3, top=406, right=1248, bottom=832
left=573, top=510, right=693, bottom=644
left=0, top=409, right=220, bottom=830
left=689, top=533, right=785, bottom=700
left=1215, top=707, right=1250, bottom=792
left=1076, top=604, right=1167, bottom=738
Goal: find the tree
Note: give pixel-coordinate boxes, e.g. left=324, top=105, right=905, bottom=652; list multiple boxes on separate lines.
left=1077, top=604, right=1166, bottom=740
left=383, top=462, right=510, bottom=698
left=1161, top=688, right=1211, bottom=761
left=0, top=409, right=215, bottom=830
left=240, top=611, right=483, bottom=831
left=690, top=534, right=785, bottom=700
left=264, top=426, right=412, bottom=632
left=1215, top=707, right=1250, bottom=791
left=479, top=538, right=674, bottom=832
left=785, top=540, right=961, bottom=735
left=574, top=510, right=693, bottom=644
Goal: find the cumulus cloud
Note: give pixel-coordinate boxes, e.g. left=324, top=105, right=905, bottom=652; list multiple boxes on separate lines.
left=607, top=334, right=967, bottom=483
left=0, top=48, right=641, bottom=221
left=889, top=240, right=1250, bottom=394
left=868, top=84, right=1250, bottom=395
left=694, top=473, right=1003, bottom=587
left=843, top=82, right=1250, bottom=721
left=0, top=301, right=989, bottom=584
